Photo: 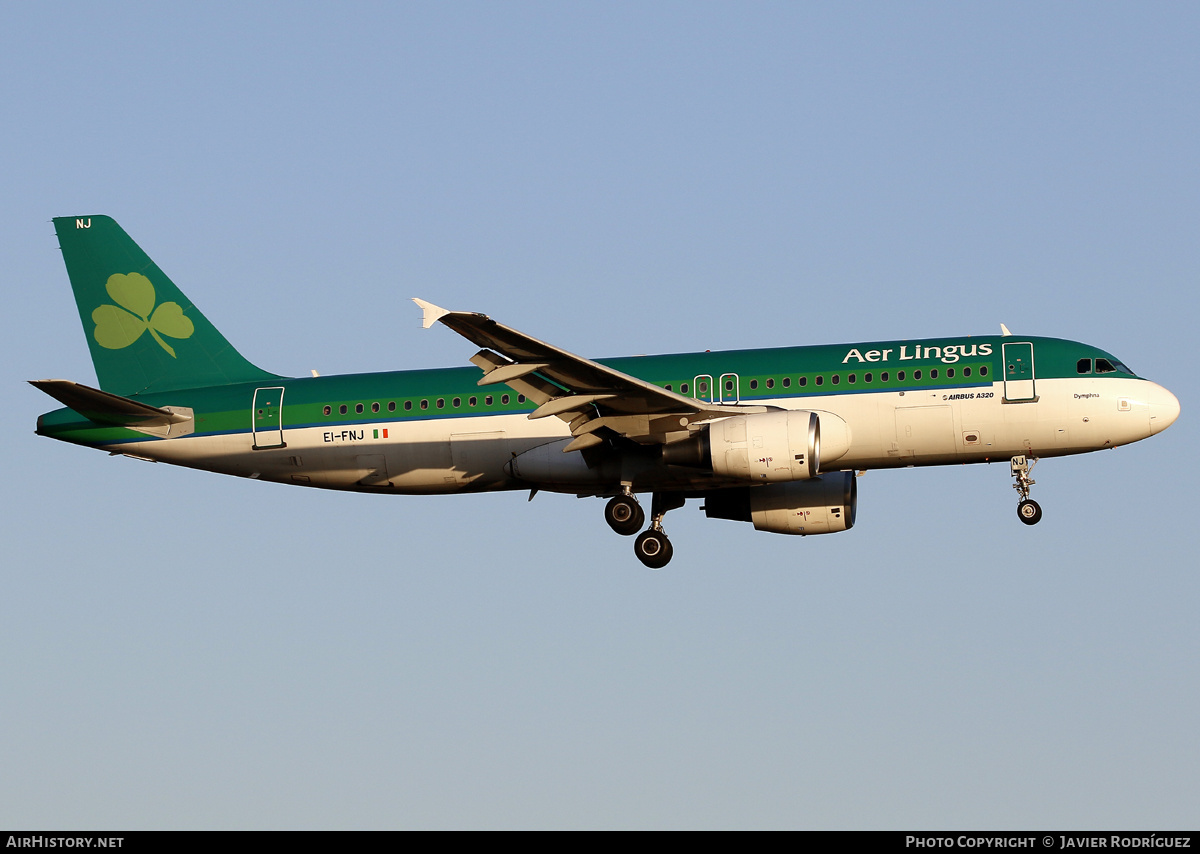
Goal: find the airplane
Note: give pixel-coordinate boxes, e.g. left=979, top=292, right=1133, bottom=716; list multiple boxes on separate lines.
left=33, top=215, right=1180, bottom=568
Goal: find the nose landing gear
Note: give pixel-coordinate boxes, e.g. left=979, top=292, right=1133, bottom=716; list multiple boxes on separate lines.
left=1011, top=455, right=1042, bottom=525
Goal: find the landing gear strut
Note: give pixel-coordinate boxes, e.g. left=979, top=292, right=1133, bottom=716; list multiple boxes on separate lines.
left=1010, top=455, right=1042, bottom=525
left=632, top=493, right=685, bottom=569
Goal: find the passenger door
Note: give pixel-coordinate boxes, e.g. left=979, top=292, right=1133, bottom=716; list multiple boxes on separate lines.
left=1002, top=342, right=1037, bottom=402
left=252, top=386, right=286, bottom=449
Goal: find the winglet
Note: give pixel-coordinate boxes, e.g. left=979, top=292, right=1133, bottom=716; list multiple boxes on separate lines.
left=1000, top=323, right=1012, bottom=337
left=413, top=298, right=451, bottom=329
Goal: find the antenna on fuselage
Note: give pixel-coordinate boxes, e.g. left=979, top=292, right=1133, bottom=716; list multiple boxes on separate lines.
left=1000, top=323, right=1013, bottom=336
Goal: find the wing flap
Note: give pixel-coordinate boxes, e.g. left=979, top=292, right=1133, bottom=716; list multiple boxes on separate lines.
left=468, top=350, right=562, bottom=407
left=529, top=393, right=617, bottom=420
left=474, top=361, right=553, bottom=386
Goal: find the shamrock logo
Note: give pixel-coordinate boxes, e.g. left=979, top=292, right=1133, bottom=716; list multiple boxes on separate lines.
left=91, top=273, right=195, bottom=358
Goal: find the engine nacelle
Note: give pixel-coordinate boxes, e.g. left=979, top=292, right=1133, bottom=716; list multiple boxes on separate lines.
left=703, top=471, right=857, bottom=535
left=663, top=410, right=850, bottom=483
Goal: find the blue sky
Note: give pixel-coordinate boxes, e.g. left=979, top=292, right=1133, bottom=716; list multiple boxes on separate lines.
left=3, top=2, right=1197, bottom=829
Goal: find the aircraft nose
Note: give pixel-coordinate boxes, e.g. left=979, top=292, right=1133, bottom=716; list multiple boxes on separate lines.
left=1148, top=383, right=1180, bottom=435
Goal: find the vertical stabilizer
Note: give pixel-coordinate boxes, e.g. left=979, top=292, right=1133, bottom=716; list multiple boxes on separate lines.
left=53, top=215, right=281, bottom=395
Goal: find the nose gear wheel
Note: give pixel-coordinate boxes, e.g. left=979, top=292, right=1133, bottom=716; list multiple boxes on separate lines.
left=1017, top=499, right=1042, bottom=525
left=1010, top=455, right=1042, bottom=525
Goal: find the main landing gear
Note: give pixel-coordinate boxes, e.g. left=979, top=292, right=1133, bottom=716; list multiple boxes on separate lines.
left=1010, top=455, right=1042, bottom=525
left=634, top=528, right=672, bottom=569
left=604, top=490, right=684, bottom=569
left=604, top=491, right=644, bottom=536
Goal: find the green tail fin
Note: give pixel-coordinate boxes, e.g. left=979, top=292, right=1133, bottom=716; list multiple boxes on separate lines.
left=53, top=215, right=281, bottom=395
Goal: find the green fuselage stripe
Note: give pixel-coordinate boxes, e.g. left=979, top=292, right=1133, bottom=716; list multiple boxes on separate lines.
left=36, top=334, right=1138, bottom=445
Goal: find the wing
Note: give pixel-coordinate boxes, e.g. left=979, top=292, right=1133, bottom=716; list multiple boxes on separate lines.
left=414, top=298, right=775, bottom=452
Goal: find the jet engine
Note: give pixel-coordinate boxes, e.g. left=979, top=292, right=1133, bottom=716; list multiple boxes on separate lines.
left=702, top=471, right=857, bottom=535
left=663, top=410, right=850, bottom=482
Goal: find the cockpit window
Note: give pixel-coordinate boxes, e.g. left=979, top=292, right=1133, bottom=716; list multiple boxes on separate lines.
left=1095, top=357, right=1133, bottom=375
left=1078, top=354, right=1132, bottom=376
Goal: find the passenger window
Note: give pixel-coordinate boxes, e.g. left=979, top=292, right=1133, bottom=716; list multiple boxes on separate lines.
left=452, top=397, right=461, bottom=408
left=963, top=367, right=972, bottom=377
left=864, top=373, right=872, bottom=383
left=799, top=377, right=807, bottom=387
left=881, top=372, right=889, bottom=382
left=979, top=366, right=988, bottom=376
left=323, top=405, right=331, bottom=416
left=388, top=401, right=396, bottom=412
left=469, top=396, right=477, bottom=406
left=1077, top=358, right=1092, bottom=374
left=485, top=395, right=493, bottom=405
left=946, top=368, right=954, bottom=378
left=749, top=379, right=758, bottom=390
left=897, top=371, right=905, bottom=381
left=518, top=394, right=526, bottom=403
left=404, top=401, right=412, bottom=411
left=436, top=398, right=445, bottom=408
left=766, top=378, right=774, bottom=389
left=371, top=402, right=380, bottom=413
left=355, top=403, right=364, bottom=414
left=501, top=394, right=510, bottom=404
left=782, top=377, right=790, bottom=388
left=930, top=369, right=938, bottom=379
left=832, top=375, right=840, bottom=385
left=913, top=370, right=921, bottom=380
left=339, top=404, right=347, bottom=415
left=681, top=383, right=689, bottom=394
left=848, top=374, right=856, bottom=384
left=816, top=376, right=824, bottom=386
left=420, top=400, right=428, bottom=410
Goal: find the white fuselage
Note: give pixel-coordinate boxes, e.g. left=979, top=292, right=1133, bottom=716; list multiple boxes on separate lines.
left=101, top=374, right=1177, bottom=495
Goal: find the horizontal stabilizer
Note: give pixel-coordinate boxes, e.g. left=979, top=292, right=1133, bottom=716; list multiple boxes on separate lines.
left=30, top=379, right=193, bottom=437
